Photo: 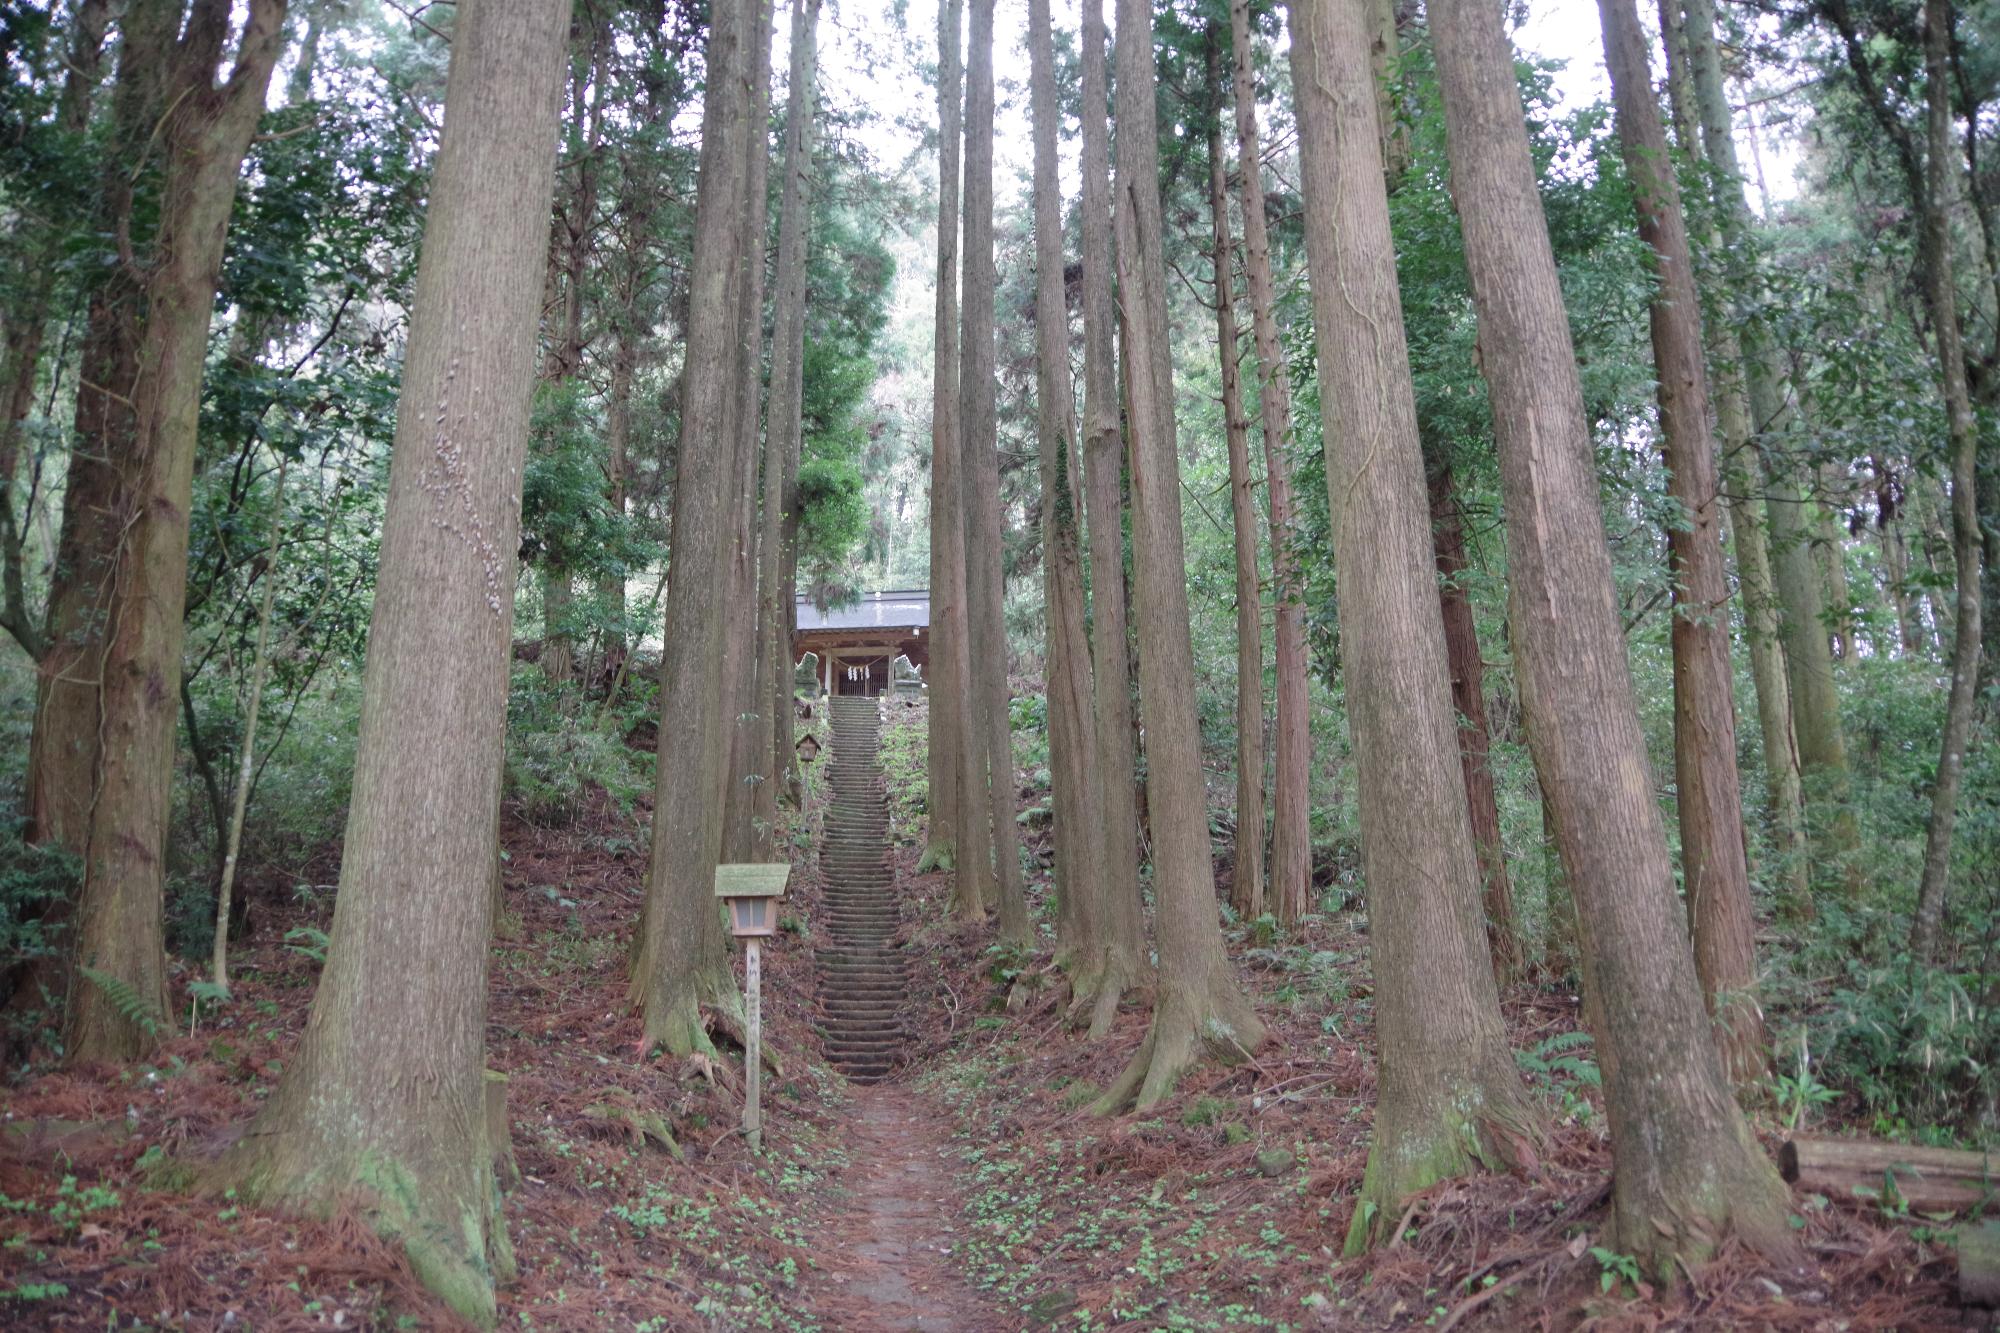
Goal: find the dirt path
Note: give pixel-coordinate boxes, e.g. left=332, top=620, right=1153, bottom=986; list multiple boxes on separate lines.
left=811, top=1084, right=995, bottom=1331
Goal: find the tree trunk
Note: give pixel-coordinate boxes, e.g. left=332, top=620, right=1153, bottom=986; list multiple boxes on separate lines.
left=1709, top=0, right=1864, bottom=896
left=204, top=3, right=570, bottom=1322
left=1091, top=0, right=1265, bottom=1114
left=212, top=454, right=288, bottom=991
left=1676, top=0, right=1812, bottom=924
left=0, top=0, right=113, bottom=659
left=959, top=0, right=1027, bottom=942
left=1429, top=462, right=1521, bottom=984
left=1910, top=0, right=1985, bottom=963
left=753, top=0, right=820, bottom=855
left=1229, top=0, right=1312, bottom=927
left=920, top=0, right=973, bottom=904
left=1206, top=61, right=1267, bottom=924
left=1599, top=0, right=1765, bottom=1084
left=1030, top=0, right=1109, bottom=994
left=721, top=0, right=774, bottom=867
left=536, top=19, right=608, bottom=688
left=50, top=0, right=288, bottom=1064
left=1072, top=0, right=1147, bottom=1031
left=628, top=0, right=754, bottom=1056
left=1433, top=0, right=1793, bottom=1278
left=1286, top=0, right=1543, bottom=1251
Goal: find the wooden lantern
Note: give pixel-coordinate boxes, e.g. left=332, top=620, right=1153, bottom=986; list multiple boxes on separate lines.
left=714, top=863, right=789, bottom=938
left=795, top=731, right=822, bottom=764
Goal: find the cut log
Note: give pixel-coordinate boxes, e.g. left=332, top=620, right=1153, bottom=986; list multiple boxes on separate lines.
left=1780, top=1136, right=1997, bottom=1213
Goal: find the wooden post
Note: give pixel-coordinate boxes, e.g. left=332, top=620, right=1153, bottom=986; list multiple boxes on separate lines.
left=744, top=937, right=763, bottom=1153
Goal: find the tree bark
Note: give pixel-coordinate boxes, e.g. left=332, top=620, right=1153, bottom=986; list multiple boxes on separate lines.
left=204, top=3, right=570, bottom=1322
left=1429, top=462, right=1521, bottom=984
left=1432, top=0, right=1793, bottom=1277
left=1910, top=0, right=1985, bottom=963
left=920, top=0, right=973, bottom=903
left=628, top=0, right=755, bottom=1056
left=1286, top=0, right=1542, bottom=1251
left=1030, top=0, right=1109, bottom=993
left=49, top=0, right=289, bottom=1064
left=1599, top=0, right=1765, bottom=1083
left=1206, top=53, right=1267, bottom=924
left=721, top=0, right=774, bottom=866
left=1229, top=0, right=1312, bottom=927
left=959, top=0, right=1028, bottom=942
left=1073, top=0, right=1147, bottom=1030
left=1091, top=0, right=1265, bottom=1114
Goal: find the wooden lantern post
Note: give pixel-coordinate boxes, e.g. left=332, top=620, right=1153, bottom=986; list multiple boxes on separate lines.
left=714, top=863, right=789, bottom=1153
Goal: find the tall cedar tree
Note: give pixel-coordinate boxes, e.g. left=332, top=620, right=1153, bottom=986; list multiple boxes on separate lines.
left=921, top=0, right=975, bottom=903
left=1430, top=0, right=1794, bottom=1276
left=1205, top=40, right=1267, bottom=923
left=722, top=0, right=775, bottom=865
left=30, top=0, right=288, bottom=1063
left=1092, top=0, right=1266, bottom=1114
left=1227, top=0, right=1312, bottom=925
left=1596, top=0, right=1764, bottom=1081
left=753, top=0, right=823, bottom=854
left=1029, top=0, right=1111, bottom=990
left=204, top=2, right=573, bottom=1321
left=1910, top=0, right=1986, bottom=959
left=628, top=0, right=755, bottom=1054
left=1073, top=0, right=1149, bottom=1030
left=1284, top=0, right=1543, bottom=1251
left=959, top=0, right=1029, bottom=940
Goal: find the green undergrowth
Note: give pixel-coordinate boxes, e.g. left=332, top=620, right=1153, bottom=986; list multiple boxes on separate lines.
left=505, top=1083, right=850, bottom=1331
left=919, top=1040, right=1320, bottom=1331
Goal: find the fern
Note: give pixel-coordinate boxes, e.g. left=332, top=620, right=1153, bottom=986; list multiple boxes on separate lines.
left=77, top=966, right=162, bottom=1039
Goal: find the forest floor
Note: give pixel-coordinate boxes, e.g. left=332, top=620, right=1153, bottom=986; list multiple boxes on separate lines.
left=0, top=695, right=1969, bottom=1330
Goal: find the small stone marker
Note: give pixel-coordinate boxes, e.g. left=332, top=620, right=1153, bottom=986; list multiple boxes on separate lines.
left=716, top=863, right=789, bottom=1153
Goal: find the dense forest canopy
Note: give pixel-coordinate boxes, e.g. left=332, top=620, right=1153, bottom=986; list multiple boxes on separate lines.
left=0, top=0, right=1994, bottom=1326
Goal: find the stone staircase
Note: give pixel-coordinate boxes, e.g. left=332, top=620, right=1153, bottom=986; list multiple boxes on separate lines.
left=814, top=695, right=907, bottom=1083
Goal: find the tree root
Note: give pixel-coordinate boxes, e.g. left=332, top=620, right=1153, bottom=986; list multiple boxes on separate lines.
left=1089, top=975, right=1263, bottom=1114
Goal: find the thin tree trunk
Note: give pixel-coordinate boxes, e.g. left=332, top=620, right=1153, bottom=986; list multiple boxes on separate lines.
left=1229, top=0, right=1311, bottom=926
left=0, top=0, right=113, bottom=660
left=536, top=19, right=608, bottom=688
left=959, top=0, right=1027, bottom=942
left=211, top=454, right=287, bottom=992
left=1029, top=0, right=1107, bottom=992
left=1677, top=0, right=1812, bottom=924
left=1090, top=0, right=1267, bottom=1116
left=754, top=0, right=820, bottom=854
left=628, top=0, right=754, bottom=1055
left=1431, top=0, right=1793, bottom=1278
left=1073, top=0, right=1147, bottom=1031
left=1429, top=462, right=1521, bottom=984
left=921, top=0, right=972, bottom=900
left=205, top=3, right=570, bottom=1321
left=1911, top=0, right=1985, bottom=963
left=1206, top=57, right=1266, bottom=923
left=1715, top=0, right=1865, bottom=895
left=1286, top=0, right=1543, bottom=1250
left=1599, top=0, right=1765, bottom=1083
